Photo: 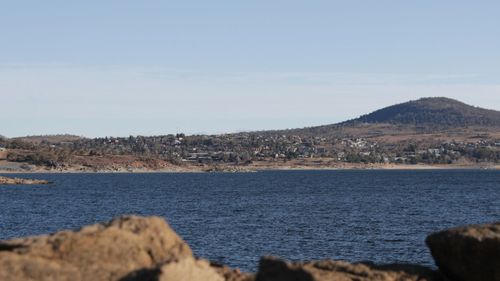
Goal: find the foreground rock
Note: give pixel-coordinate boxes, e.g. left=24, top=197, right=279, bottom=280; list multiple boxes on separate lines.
left=2, top=215, right=500, bottom=281
left=426, top=222, right=500, bottom=281
left=211, top=262, right=255, bottom=281
left=0, top=216, right=224, bottom=281
left=256, top=257, right=443, bottom=281
left=0, top=175, right=49, bottom=185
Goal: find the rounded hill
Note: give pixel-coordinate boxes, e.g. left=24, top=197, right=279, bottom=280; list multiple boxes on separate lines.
left=350, top=97, right=500, bottom=127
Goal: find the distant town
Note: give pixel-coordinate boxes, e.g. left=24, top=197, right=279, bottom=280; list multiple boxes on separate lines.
left=1, top=98, right=500, bottom=172
left=1, top=133, right=499, bottom=171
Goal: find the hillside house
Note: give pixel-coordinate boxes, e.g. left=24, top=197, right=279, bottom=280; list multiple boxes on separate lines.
left=186, top=152, right=212, bottom=162
left=0, top=147, right=7, bottom=160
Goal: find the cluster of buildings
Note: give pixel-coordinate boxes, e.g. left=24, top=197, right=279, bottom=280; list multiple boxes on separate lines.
left=10, top=132, right=500, bottom=166
left=176, top=135, right=500, bottom=164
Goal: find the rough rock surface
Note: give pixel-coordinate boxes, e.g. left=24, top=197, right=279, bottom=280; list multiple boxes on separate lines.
left=0, top=252, right=80, bottom=281
left=426, top=222, right=500, bottom=281
left=0, top=175, right=49, bottom=185
left=255, top=256, right=443, bottom=281
left=211, top=262, right=255, bottom=281
left=158, top=258, right=224, bottom=281
left=0, top=216, right=221, bottom=281
left=2, top=215, right=499, bottom=281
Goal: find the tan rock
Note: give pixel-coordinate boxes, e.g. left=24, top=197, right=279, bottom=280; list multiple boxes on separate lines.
left=0, top=216, right=193, bottom=281
left=211, top=262, right=255, bottom=281
left=158, top=258, right=224, bottom=281
left=426, top=222, right=500, bottom=281
left=0, top=252, right=80, bottom=281
left=255, top=256, right=442, bottom=281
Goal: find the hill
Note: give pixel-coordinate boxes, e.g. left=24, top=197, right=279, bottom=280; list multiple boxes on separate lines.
left=276, top=97, right=500, bottom=138
left=11, top=134, right=85, bottom=144
left=347, top=97, right=500, bottom=127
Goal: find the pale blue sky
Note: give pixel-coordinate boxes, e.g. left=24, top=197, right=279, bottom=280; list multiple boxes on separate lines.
left=1, top=1, right=499, bottom=137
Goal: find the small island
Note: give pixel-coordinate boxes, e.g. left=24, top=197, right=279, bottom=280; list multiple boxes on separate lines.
left=0, top=176, right=49, bottom=185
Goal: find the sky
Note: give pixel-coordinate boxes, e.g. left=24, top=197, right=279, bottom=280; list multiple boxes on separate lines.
left=1, top=1, right=499, bottom=137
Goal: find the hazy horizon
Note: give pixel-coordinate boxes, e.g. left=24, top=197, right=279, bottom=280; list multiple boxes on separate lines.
left=2, top=1, right=499, bottom=137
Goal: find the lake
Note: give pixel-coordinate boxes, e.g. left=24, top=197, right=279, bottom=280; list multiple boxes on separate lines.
left=1, top=170, right=499, bottom=271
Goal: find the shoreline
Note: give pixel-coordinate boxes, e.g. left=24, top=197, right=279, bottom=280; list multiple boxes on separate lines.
left=1, top=163, right=499, bottom=174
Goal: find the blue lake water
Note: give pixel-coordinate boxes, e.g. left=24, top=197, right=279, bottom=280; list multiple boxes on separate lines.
left=1, top=170, right=499, bottom=271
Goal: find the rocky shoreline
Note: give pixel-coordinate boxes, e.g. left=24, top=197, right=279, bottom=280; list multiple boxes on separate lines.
left=0, top=216, right=498, bottom=281
left=2, top=159, right=500, bottom=174
left=0, top=175, right=49, bottom=185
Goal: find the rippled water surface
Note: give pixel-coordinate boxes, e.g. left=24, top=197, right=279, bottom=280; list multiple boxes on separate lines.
left=1, top=170, right=499, bottom=271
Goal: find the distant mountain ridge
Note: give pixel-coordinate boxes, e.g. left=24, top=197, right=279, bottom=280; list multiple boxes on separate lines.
left=268, top=97, right=500, bottom=138
left=345, top=97, right=500, bottom=127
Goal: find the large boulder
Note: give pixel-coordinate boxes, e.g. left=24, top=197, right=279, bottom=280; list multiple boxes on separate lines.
left=0, top=216, right=222, bottom=281
left=255, top=256, right=442, bottom=281
left=426, top=222, right=500, bottom=281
